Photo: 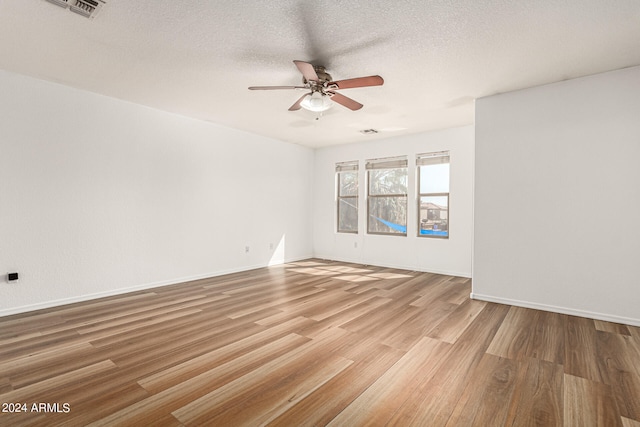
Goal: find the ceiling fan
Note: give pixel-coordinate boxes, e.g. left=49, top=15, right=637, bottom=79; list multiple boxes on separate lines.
left=248, top=60, right=384, bottom=113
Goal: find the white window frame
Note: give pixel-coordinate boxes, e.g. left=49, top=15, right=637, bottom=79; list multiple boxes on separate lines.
left=336, top=161, right=359, bottom=233
left=417, top=151, right=450, bottom=239
left=366, top=156, right=408, bottom=236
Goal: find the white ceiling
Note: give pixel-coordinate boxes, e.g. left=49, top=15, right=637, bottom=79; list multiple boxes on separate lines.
left=1, top=1, right=639, bottom=148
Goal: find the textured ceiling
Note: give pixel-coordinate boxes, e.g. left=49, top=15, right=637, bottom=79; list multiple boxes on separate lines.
left=1, top=0, right=639, bottom=148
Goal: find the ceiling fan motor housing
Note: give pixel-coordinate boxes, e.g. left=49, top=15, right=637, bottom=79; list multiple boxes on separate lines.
left=304, top=66, right=332, bottom=86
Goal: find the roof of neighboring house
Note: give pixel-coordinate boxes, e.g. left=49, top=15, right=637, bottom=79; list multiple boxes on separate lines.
left=420, top=202, right=446, bottom=210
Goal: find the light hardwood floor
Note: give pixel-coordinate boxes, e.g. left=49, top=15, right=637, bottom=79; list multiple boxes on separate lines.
left=1, top=259, right=639, bottom=426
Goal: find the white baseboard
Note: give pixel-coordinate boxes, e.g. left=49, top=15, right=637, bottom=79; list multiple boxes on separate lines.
left=312, top=254, right=471, bottom=278
left=470, top=292, right=640, bottom=327
left=0, top=254, right=312, bottom=318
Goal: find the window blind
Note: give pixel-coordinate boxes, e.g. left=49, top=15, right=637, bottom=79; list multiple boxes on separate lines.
left=365, top=156, right=408, bottom=170
left=416, top=151, right=450, bottom=166
left=335, top=161, right=359, bottom=172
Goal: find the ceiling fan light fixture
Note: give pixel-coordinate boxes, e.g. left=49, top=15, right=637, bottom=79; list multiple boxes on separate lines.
left=301, top=92, right=332, bottom=112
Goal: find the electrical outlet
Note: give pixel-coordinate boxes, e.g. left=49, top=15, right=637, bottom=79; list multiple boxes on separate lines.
left=245, top=246, right=250, bottom=253
left=8, top=272, right=19, bottom=282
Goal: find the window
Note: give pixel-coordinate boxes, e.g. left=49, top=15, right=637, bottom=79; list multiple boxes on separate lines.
left=336, top=161, right=358, bottom=233
left=417, top=151, right=450, bottom=238
left=366, top=156, right=408, bottom=235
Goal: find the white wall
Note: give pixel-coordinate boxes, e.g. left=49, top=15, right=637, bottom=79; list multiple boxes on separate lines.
left=313, top=126, right=474, bottom=277
left=0, top=70, right=314, bottom=316
left=473, top=66, right=640, bottom=326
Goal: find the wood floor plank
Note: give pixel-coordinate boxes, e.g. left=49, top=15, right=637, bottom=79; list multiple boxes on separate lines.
left=596, top=330, right=640, bottom=421
left=0, top=292, right=154, bottom=333
left=1, top=360, right=118, bottom=403
left=1, top=259, right=638, bottom=426
left=137, top=316, right=314, bottom=393
left=326, top=336, right=450, bottom=426
left=441, top=281, right=471, bottom=305
left=169, top=327, right=353, bottom=425
left=426, top=298, right=487, bottom=343
left=486, top=306, right=537, bottom=361
left=4, top=342, right=105, bottom=389
left=0, top=329, right=82, bottom=360
left=565, top=315, right=605, bottom=383
left=487, top=308, right=565, bottom=364
left=338, top=291, right=422, bottom=334
left=173, top=353, right=352, bottom=426
left=78, top=307, right=204, bottom=341
left=268, top=342, right=405, bottom=426
left=595, top=320, right=631, bottom=335
left=0, top=377, right=11, bottom=394
left=1, top=341, right=95, bottom=374
left=227, top=286, right=326, bottom=319
left=43, top=294, right=204, bottom=335
left=308, top=290, right=379, bottom=321
left=104, top=313, right=267, bottom=368
left=0, top=330, right=43, bottom=347
left=273, top=288, right=352, bottom=315
left=0, top=313, right=66, bottom=339
left=409, top=274, right=458, bottom=304
left=213, top=284, right=323, bottom=317
left=526, top=310, right=566, bottom=364
left=53, top=382, right=151, bottom=427
left=503, top=356, right=564, bottom=426
left=385, top=302, right=510, bottom=426
left=87, top=333, right=312, bottom=426
left=445, top=353, right=519, bottom=427
left=382, top=298, right=457, bottom=351
left=622, top=417, right=640, bottom=427
left=299, top=295, right=393, bottom=339
left=564, top=373, right=622, bottom=427
left=351, top=303, right=422, bottom=343
left=627, top=331, right=640, bottom=375
left=87, top=308, right=229, bottom=348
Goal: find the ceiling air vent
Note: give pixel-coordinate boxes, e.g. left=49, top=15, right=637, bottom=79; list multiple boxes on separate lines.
left=70, top=0, right=104, bottom=18
left=45, top=0, right=105, bottom=19
left=46, top=0, right=71, bottom=7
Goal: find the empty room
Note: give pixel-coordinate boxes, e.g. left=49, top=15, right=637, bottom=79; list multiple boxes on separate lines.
left=1, top=1, right=639, bottom=426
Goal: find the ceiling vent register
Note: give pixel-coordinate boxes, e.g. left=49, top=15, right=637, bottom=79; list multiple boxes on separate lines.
left=360, top=129, right=379, bottom=135
left=45, top=0, right=105, bottom=19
